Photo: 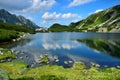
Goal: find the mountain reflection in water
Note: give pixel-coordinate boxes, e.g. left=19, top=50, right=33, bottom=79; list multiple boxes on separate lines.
left=2, top=32, right=120, bottom=68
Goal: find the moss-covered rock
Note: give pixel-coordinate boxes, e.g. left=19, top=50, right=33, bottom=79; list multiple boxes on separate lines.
left=39, top=55, right=50, bottom=63
left=0, top=68, right=9, bottom=80
left=0, top=48, right=17, bottom=62
left=73, top=62, right=86, bottom=70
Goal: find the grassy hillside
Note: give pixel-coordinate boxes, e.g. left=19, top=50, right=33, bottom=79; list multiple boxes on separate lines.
left=74, top=5, right=120, bottom=32
left=48, top=5, right=120, bottom=32
left=0, top=62, right=120, bottom=80
left=0, top=22, right=35, bottom=33
left=48, top=23, right=73, bottom=32
left=0, top=22, right=35, bottom=43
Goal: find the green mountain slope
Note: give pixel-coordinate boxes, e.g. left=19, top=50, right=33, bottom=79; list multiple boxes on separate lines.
left=0, top=22, right=34, bottom=42
left=49, top=23, right=73, bottom=32
left=0, top=9, right=39, bottom=29
left=74, top=5, right=120, bottom=32
left=49, top=5, right=120, bottom=32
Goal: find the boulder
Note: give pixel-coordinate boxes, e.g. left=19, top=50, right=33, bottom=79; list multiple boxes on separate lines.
left=0, top=68, right=10, bottom=80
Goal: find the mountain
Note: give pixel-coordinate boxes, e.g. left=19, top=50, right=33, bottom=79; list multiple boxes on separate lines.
left=49, top=5, right=120, bottom=32
left=49, top=23, right=73, bottom=32
left=0, top=9, right=39, bottom=29
left=71, top=5, right=120, bottom=32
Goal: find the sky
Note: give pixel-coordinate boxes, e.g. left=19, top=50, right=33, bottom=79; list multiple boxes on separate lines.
left=0, top=0, right=120, bottom=27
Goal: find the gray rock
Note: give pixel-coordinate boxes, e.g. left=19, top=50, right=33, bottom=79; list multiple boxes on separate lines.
left=0, top=68, right=10, bottom=80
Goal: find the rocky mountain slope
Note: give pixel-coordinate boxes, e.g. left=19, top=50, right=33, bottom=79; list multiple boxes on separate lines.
left=0, top=9, right=39, bottom=29
left=49, top=5, right=120, bottom=32
left=71, top=5, right=120, bottom=32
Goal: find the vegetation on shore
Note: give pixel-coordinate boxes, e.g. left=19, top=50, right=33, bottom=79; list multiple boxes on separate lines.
left=0, top=48, right=17, bottom=62
left=0, top=22, right=35, bottom=43
left=48, top=23, right=73, bottom=32
left=0, top=61, right=120, bottom=80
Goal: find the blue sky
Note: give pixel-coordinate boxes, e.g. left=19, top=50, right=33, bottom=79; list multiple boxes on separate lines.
left=0, top=0, right=120, bottom=27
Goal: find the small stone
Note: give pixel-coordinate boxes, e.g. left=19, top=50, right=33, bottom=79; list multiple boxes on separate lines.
left=7, top=59, right=12, bottom=62
left=20, top=56, right=23, bottom=59
left=0, top=52, right=4, bottom=55
left=68, top=61, right=73, bottom=64
left=104, top=65, right=108, bottom=68
left=55, top=59, right=59, bottom=62
left=39, top=55, right=43, bottom=58
left=64, top=61, right=68, bottom=64
left=47, top=62, right=49, bottom=64
left=12, top=39, right=16, bottom=42
left=31, top=64, right=34, bottom=68
left=95, top=64, right=100, bottom=68
left=116, top=65, right=120, bottom=69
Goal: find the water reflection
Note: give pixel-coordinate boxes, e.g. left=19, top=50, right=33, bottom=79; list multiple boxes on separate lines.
left=3, top=32, right=120, bottom=68
left=77, top=39, right=120, bottom=58
left=42, top=41, right=80, bottom=50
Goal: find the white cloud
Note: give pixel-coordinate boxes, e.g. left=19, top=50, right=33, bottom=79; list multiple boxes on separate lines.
left=94, top=9, right=103, bottom=13
left=62, top=13, right=80, bottom=19
left=0, top=0, right=56, bottom=14
left=42, top=12, right=61, bottom=20
left=41, top=12, right=82, bottom=26
left=42, top=12, right=81, bottom=20
left=0, top=0, right=31, bottom=10
left=68, top=0, right=95, bottom=7
left=88, top=9, right=103, bottom=15
left=21, top=0, right=56, bottom=14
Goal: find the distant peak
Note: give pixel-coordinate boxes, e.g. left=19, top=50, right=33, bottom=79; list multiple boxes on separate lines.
left=0, top=9, right=11, bottom=14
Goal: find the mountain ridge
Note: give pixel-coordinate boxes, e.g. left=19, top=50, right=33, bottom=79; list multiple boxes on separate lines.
left=49, top=5, right=120, bottom=32
left=0, top=9, right=39, bottom=29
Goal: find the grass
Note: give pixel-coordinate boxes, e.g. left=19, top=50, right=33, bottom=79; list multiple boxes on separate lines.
left=0, top=62, right=120, bottom=80
left=0, top=48, right=17, bottom=62
left=0, top=29, right=19, bottom=42
left=0, top=22, right=35, bottom=34
left=0, top=22, right=35, bottom=43
left=39, top=55, right=49, bottom=63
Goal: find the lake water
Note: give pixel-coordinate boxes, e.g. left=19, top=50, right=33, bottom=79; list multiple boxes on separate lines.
left=3, top=32, right=120, bottom=68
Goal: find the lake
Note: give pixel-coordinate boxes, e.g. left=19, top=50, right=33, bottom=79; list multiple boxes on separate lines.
left=2, top=32, right=120, bottom=68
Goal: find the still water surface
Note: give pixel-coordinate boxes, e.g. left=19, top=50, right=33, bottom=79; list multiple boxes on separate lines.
left=4, top=32, right=120, bottom=68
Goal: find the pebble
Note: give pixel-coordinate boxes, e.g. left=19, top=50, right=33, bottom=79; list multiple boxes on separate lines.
left=0, top=51, right=4, bottom=55
left=104, top=65, right=108, bottom=68
left=116, top=65, right=120, bottom=69
left=64, top=61, right=68, bottom=64
left=68, top=61, right=73, bottom=64
left=20, top=56, right=23, bottom=59
left=55, top=59, right=59, bottom=62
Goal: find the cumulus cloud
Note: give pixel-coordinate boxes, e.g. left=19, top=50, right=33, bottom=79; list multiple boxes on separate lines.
left=0, top=0, right=31, bottom=10
left=41, top=12, right=82, bottom=25
left=94, top=9, right=103, bottom=13
left=62, top=13, right=80, bottom=19
left=0, top=0, right=56, bottom=14
left=42, top=12, right=61, bottom=20
left=42, top=12, right=81, bottom=20
left=88, top=9, right=103, bottom=15
left=68, top=0, right=95, bottom=7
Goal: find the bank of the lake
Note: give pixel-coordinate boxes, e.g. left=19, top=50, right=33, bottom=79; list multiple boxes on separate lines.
left=0, top=61, right=120, bottom=80
left=0, top=22, right=35, bottom=43
left=0, top=48, right=17, bottom=62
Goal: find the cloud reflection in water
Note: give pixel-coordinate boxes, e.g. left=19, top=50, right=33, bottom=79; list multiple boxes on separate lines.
left=42, top=41, right=81, bottom=50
